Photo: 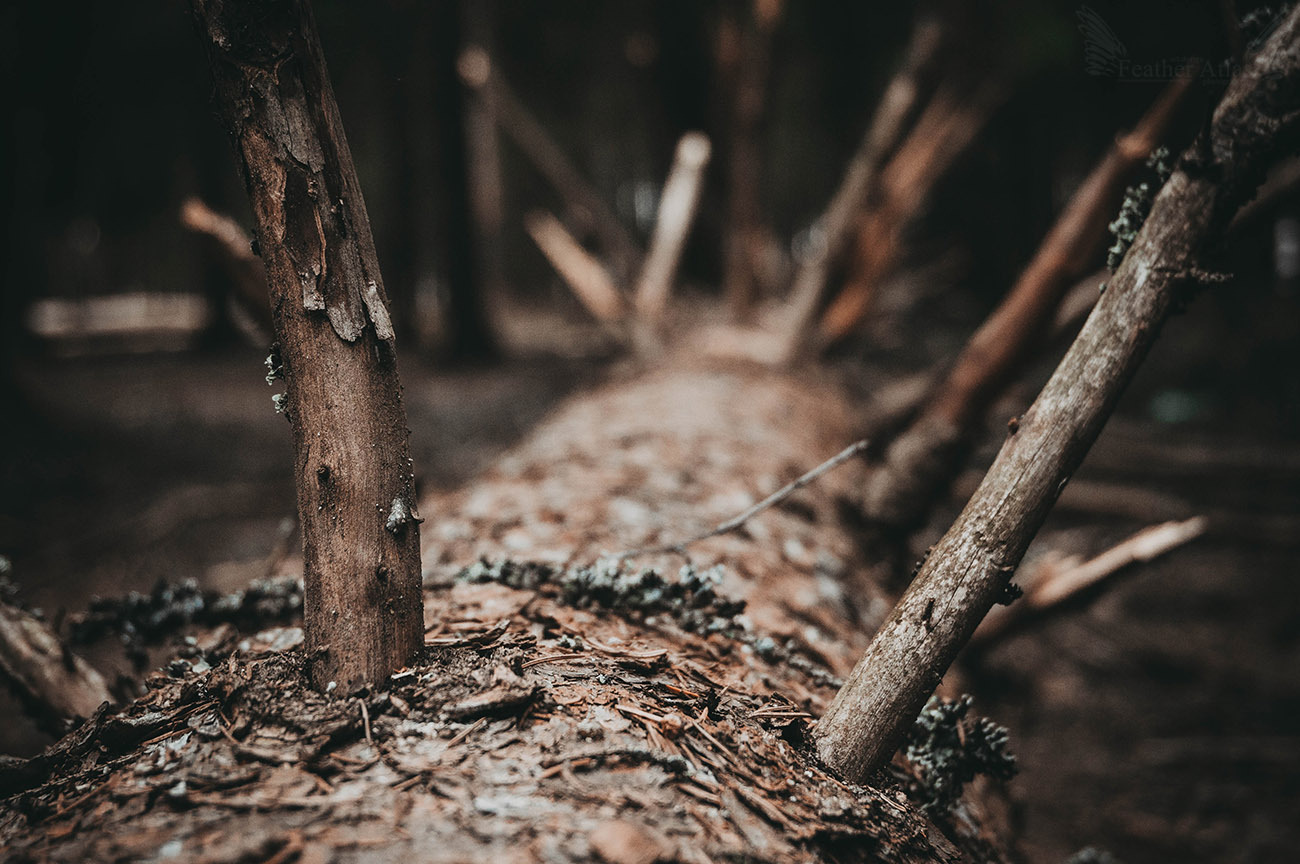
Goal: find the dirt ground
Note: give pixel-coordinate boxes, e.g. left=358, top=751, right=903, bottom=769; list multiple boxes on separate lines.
left=2, top=296, right=1298, bottom=862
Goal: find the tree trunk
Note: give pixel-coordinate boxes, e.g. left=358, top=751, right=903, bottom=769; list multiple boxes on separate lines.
left=814, top=8, right=1300, bottom=783
left=425, top=0, right=497, bottom=363
left=721, top=0, right=782, bottom=319
left=192, top=0, right=424, bottom=692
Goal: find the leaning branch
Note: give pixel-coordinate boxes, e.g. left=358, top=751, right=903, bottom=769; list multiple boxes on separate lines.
left=525, top=210, right=627, bottom=325
left=0, top=600, right=111, bottom=727
left=816, top=78, right=1001, bottom=347
left=814, top=8, right=1300, bottom=782
left=462, top=49, right=642, bottom=277
left=634, top=132, right=712, bottom=327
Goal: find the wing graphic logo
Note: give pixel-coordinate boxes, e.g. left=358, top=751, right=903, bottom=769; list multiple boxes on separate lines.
left=1077, top=5, right=1128, bottom=77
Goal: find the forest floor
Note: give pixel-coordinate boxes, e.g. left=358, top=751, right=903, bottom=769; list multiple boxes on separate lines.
left=2, top=299, right=1298, bottom=862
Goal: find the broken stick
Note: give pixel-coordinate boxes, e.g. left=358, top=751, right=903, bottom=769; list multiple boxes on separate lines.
left=970, top=516, right=1208, bottom=647
left=634, top=132, right=712, bottom=326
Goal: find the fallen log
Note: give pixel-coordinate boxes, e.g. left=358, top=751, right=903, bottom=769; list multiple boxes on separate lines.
left=0, top=360, right=1016, bottom=862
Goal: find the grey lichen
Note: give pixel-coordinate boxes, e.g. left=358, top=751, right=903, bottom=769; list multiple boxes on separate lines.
left=385, top=497, right=420, bottom=534
left=1106, top=147, right=1173, bottom=271
left=901, top=694, right=1017, bottom=813
left=458, top=558, right=745, bottom=636
left=266, top=343, right=288, bottom=418
left=458, top=558, right=844, bottom=687
left=264, top=344, right=283, bottom=385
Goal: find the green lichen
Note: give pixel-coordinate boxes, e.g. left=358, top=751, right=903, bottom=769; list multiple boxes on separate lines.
left=902, top=694, right=1017, bottom=813
left=1106, top=147, right=1173, bottom=272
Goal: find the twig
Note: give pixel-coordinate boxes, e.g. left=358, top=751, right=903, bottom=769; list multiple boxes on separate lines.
left=615, top=439, right=868, bottom=560
left=524, top=210, right=627, bottom=325
left=358, top=698, right=372, bottom=744
left=970, top=516, right=1208, bottom=647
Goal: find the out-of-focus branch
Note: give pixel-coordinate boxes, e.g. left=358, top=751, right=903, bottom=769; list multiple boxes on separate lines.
left=461, top=49, right=642, bottom=278
left=525, top=210, right=627, bottom=326
left=774, top=14, right=947, bottom=364
left=816, top=79, right=1002, bottom=348
left=635, top=132, right=712, bottom=326
left=859, top=69, right=1198, bottom=537
left=969, top=517, right=1208, bottom=647
left=0, top=600, right=111, bottom=728
left=180, top=197, right=271, bottom=325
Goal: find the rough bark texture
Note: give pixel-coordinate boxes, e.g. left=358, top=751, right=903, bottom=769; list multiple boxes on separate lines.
left=192, top=0, right=424, bottom=691
left=859, top=71, right=1196, bottom=536
left=815, top=8, right=1300, bottom=783
left=0, top=361, right=1012, bottom=863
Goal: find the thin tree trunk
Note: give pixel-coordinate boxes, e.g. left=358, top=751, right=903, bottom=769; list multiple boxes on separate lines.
left=721, top=0, right=782, bottom=319
left=192, top=0, right=425, bottom=692
left=459, top=0, right=508, bottom=311
left=433, top=0, right=496, bottom=362
left=814, top=8, right=1300, bottom=783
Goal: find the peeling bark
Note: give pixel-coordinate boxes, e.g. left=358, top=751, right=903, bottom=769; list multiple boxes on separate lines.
left=815, top=7, right=1300, bottom=783
left=192, top=0, right=424, bottom=691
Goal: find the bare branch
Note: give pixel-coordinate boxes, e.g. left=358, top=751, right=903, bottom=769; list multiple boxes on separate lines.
left=634, top=132, right=712, bottom=326
left=970, top=516, right=1208, bottom=647
left=525, top=211, right=628, bottom=325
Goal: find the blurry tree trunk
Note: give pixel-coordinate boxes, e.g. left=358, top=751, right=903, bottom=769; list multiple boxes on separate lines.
left=775, top=13, right=947, bottom=364
left=815, top=9, right=1300, bottom=783
left=721, top=0, right=782, bottom=319
left=460, top=0, right=508, bottom=309
left=433, top=0, right=496, bottom=361
left=193, top=0, right=424, bottom=692
left=859, top=70, right=1197, bottom=542
left=817, top=79, right=1000, bottom=346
